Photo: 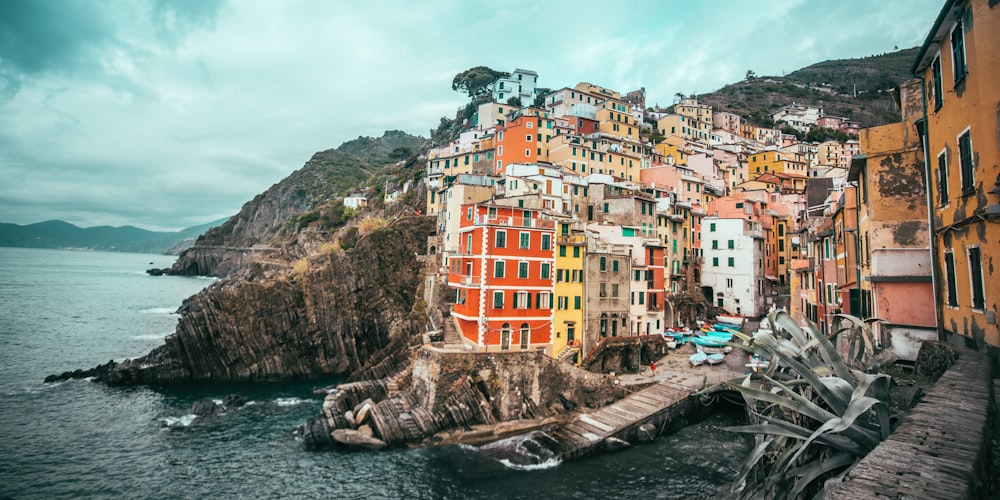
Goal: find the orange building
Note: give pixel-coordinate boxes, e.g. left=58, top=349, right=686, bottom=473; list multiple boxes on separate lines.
left=447, top=203, right=555, bottom=351
left=494, top=109, right=553, bottom=174
left=913, top=0, right=1000, bottom=347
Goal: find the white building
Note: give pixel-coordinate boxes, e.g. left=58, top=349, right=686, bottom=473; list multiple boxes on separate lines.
left=700, top=217, right=766, bottom=318
left=493, top=69, right=538, bottom=106
left=769, top=103, right=822, bottom=133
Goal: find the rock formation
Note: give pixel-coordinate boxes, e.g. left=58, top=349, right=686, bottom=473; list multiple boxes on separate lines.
left=48, top=216, right=435, bottom=385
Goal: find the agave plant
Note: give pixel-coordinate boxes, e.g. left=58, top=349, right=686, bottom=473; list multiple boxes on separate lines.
left=723, top=310, right=892, bottom=500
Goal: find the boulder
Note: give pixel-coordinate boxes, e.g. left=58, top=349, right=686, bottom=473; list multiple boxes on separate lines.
left=191, top=399, right=219, bottom=417
left=222, top=394, right=248, bottom=408
left=331, top=429, right=387, bottom=449
left=636, top=423, right=656, bottom=443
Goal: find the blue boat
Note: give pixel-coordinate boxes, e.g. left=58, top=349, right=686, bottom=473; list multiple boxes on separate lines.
left=706, top=353, right=726, bottom=365
left=690, top=352, right=708, bottom=366
left=691, top=330, right=733, bottom=347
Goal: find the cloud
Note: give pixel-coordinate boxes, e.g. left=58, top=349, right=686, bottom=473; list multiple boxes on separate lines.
left=0, top=0, right=944, bottom=231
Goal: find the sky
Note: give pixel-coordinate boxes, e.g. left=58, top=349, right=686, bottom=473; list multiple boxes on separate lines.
left=0, top=0, right=942, bottom=232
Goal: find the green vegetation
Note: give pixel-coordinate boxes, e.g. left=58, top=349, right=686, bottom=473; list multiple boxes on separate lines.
left=451, top=66, right=508, bottom=100
left=699, top=47, right=919, bottom=129
left=805, top=126, right=852, bottom=143
left=724, top=311, right=892, bottom=499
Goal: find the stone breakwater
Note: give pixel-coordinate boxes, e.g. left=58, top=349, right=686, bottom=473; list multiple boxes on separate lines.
left=47, top=217, right=435, bottom=385
left=300, top=347, right=628, bottom=449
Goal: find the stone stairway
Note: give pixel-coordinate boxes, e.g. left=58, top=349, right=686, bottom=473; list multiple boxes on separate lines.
left=442, top=315, right=463, bottom=344
left=555, top=345, right=580, bottom=362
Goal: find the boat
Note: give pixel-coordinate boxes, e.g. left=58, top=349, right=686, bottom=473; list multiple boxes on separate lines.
left=706, top=353, right=726, bottom=365
left=746, top=355, right=769, bottom=373
left=691, top=330, right=733, bottom=347
left=690, top=352, right=708, bottom=366
left=715, top=314, right=744, bottom=329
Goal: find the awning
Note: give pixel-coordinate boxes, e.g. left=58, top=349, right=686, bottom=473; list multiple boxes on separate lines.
left=765, top=275, right=780, bottom=282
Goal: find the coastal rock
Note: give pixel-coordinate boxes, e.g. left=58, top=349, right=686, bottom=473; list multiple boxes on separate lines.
left=636, top=423, right=656, bottom=443
left=51, top=217, right=435, bottom=386
left=331, top=429, right=387, bottom=449
left=191, top=399, right=220, bottom=417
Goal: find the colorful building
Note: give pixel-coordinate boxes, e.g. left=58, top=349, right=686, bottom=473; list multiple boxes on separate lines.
left=913, top=0, right=1000, bottom=348
left=447, top=203, right=555, bottom=351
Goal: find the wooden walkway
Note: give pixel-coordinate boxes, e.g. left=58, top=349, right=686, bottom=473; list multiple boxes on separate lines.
left=547, top=380, right=699, bottom=460
left=830, top=347, right=993, bottom=499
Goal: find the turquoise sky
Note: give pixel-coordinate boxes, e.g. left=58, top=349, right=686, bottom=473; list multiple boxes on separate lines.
left=0, top=0, right=942, bottom=230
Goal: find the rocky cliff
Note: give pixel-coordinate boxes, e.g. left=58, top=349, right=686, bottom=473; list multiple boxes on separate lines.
left=164, top=131, right=426, bottom=277
left=51, top=216, right=435, bottom=385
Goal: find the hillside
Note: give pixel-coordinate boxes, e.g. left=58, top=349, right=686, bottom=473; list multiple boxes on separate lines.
left=697, top=47, right=919, bottom=128
left=0, top=218, right=227, bottom=254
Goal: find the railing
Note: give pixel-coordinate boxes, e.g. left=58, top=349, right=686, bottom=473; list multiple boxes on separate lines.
left=475, top=216, right=555, bottom=229
left=558, top=234, right=586, bottom=244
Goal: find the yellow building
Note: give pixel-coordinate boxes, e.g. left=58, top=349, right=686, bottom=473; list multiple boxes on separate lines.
left=596, top=98, right=637, bottom=140
left=748, top=149, right=809, bottom=176
left=553, top=221, right=586, bottom=363
left=656, top=114, right=711, bottom=143
left=914, top=0, right=1000, bottom=347
left=674, top=97, right=713, bottom=128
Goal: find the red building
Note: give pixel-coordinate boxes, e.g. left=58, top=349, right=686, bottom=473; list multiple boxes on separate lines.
left=447, top=203, right=555, bottom=351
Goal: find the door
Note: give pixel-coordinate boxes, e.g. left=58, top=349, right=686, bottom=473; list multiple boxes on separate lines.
left=501, top=324, right=511, bottom=350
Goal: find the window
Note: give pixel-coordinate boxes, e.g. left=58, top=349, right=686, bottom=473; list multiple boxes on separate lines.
left=937, top=151, right=949, bottom=205
left=540, top=263, right=550, bottom=279
left=466, top=234, right=473, bottom=253
left=728, top=257, right=735, bottom=267
left=611, top=284, right=619, bottom=298
left=726, top=278, right=733, bottom=288
left=712, top=257, right=719, bottom=267
left=495, top=230, right=506, bottom=248
left=526, top=134, right=532, bottom=142
left=494, top=260, right=505, bottom=278
left=514, top=291, right=529, bottom=309
left=710, top=223, right=716, bottom=232
left=519, top=232, right=530, bottom=249
left=557, top=296, right=568, bottom=310
left=493, top=291, right=504, bottom=308
left=541, top=234, right=551, bottom=251
left=728, top=240, right=735, bottom=249
left=950, top=19, right=967, bottom=84
left=599, top=283, right=607, bottom=297
left=958, top=129, right=974, bottom=194
left=603, top=203, right=609, bottom=213
left=538, top=292, right=551, bottom=309
left=573, top=246, right=580, bottom=258
left=559, top=245, right=567, bottom=257
left=600, top=257, right=607, bottom=271
left=466, top=207, right=473, bottom=220
left=945, top=251, right=958, bottom=307
left=969, top=247, right=985, bottom=310
left=712, top=240, right=718, bottom=249
left=932, top=56, right=943, bottom=110
left=612, top=260, right=619, bottom=272
left=574, top=296, right=581, bottom=309
left=518, top=261, right=529, bottom=279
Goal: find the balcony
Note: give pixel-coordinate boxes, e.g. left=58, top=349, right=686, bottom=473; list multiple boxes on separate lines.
left=475, top=215, right=555, bottom=229
left=448, top=275, right=481, bottom=286
left=558, top=234, right=586, bottom=244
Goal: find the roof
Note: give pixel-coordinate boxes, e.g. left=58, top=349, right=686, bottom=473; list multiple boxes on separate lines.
left=847, top=154, right=867, bottom=182
left=912, top=0, right=960, bottom=75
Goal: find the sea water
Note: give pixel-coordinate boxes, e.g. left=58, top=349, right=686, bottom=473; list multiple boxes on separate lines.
left=0, top=247, right=750, bottom=499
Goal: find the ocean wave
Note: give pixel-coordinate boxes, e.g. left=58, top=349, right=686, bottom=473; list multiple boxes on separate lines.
left=132, top=333, right=169, bottom=340
left=274, top=397, right=311, bottom=407
left=498, top=457, right=562, bottom=471
left=161, top=414, right=197, bottom=428
left=139, top=307, right=177, bottom=314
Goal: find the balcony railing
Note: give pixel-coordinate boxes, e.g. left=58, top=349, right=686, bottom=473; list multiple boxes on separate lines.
left=557, top=234, right=586, bottom=244
left=448, top=275, right=481, bottom=286
left=475, top=215, right=555, bottom=229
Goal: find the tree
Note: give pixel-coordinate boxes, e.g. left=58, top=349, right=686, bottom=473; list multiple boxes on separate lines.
left=506, top=96, right=522, bottom=107
left=780, top=125, right=803, bottom=140
left=451, top=66, right=509, bottom=100
left=746, top=69, right=757, bottom=80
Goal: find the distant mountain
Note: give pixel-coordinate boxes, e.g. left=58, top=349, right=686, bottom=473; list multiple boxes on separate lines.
left=0, top=218, right=229, bottom=254
left=696, top=47, right=920, bottom=128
